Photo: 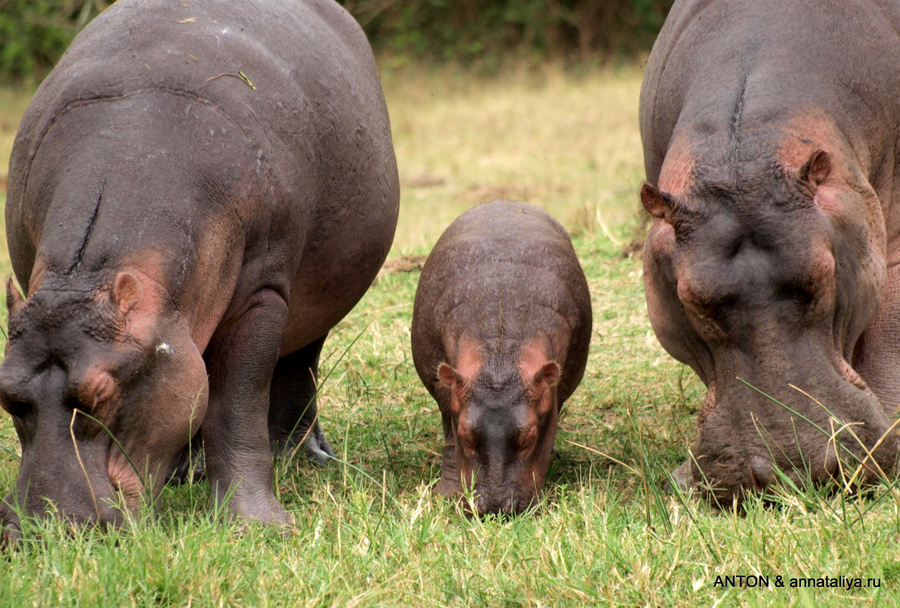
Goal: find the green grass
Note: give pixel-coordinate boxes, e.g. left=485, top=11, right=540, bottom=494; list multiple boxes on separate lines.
left=1, top=64, right=899, bottom=607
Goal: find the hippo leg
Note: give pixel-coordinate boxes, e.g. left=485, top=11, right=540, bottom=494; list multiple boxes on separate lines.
left=268, top=334, right=335, bottom=466
left=434, top=412, right=463, bottom=497
left=202, top=292, right=291, bottom=526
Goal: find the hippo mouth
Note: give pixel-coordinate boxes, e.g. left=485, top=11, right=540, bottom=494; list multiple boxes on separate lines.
left=107, top=446, right=149, bottom=513
left=682, top=359, right=898, bottom=506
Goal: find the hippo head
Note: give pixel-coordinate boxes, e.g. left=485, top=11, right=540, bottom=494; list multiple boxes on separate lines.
left=437, top=339, right=560, bottom=516
left=0, top=269, right=208, bottom=539
left=642, top=142, right=898, bottom=506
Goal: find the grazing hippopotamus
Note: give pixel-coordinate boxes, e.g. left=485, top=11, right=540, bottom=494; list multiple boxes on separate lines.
left=640, top=0, right=900, bottom=505
left=0, top=0, right=399, bottom=540
left=411, top=201, right=592, bottom=515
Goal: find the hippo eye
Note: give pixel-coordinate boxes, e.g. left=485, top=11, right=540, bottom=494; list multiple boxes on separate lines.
left=77, top=371, right=119, bottom=414
left=519, top=425, right=537, bottom=449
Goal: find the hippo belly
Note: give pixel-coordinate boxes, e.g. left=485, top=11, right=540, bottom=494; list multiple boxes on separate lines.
left=0, top=0, right=399, bottom=541
left=411, top=200, right=592, bottom=515
left=639, top=0, right=900, bottom=505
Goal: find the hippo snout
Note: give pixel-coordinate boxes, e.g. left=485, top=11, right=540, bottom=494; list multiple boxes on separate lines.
left=690, top=382, right=898, bottom=507
left=471, top=491, right=535, bottom=517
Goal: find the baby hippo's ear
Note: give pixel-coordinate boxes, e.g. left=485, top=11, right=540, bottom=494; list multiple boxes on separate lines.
left=438, top=362, right=461, bottom=388
left=438, top=362, right=466, bottom=415
left=532, top=361, right=560, bottom=389
left=6, top=277, right=25, bottom=319
left=112, top=272, right=142, bottom=317
left=529, top=361, right=560, bottom=417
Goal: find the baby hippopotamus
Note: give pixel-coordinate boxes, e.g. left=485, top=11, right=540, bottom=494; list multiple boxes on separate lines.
left=411, top=200, right=592, bottom=515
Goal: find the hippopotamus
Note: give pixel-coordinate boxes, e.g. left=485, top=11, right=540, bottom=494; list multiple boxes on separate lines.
left=640, top=0, right=900, bottom=505
left=411, top=201, right=592, bottom=515
left=0, top=0, right=399, bottom=540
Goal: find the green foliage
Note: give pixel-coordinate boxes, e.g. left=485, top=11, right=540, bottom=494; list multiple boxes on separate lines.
left=339, top=0, right=675, bottom=65
left=0, top=0, right=674, bottom=82
left=0, top=0, right=108, bottom=81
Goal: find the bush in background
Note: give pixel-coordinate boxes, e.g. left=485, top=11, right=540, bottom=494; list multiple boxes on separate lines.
left=0, top=0, right=673, bottom=82
left=0, top=0, right=108, bottom=80
left=344, top=0, right=673, bottom=64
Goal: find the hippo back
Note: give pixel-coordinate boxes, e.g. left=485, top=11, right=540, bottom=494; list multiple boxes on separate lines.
left=412, top=200, right=592, bottom=406
left=7, top=0, right=398, bottom=295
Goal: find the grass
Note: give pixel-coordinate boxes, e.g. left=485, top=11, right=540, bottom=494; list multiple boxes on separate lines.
left=1, top=63, right=899, bottom=607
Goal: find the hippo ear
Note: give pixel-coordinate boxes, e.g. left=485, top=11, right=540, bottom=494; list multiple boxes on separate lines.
left=438, top=362, right=463, bottom=390
left=6, top=277, right=25, bottom=319
left=438, top=362, right=466, bottom=414
left=798, top=149, right=831, bottom=191
left=112, top=272, right=143, bottom=317
left=640, top=183, right=675, bottom=220
left=532, top=361, right=560, bottom=389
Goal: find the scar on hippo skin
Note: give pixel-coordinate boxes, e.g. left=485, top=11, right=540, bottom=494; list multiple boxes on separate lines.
left=411, top=200, right=592, bottom=516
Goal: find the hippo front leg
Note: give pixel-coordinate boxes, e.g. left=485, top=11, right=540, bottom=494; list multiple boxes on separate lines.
left=202, top=290, right=292, bottom=526
left=433, top=411, right=463, bottom=497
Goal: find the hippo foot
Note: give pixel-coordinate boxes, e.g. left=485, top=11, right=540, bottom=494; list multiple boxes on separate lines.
left=1, top=522, right=22, bottom=548
left=274, top=420, right=335, bottom=466
left=302, top=422, right=335, bottom=466
left=0, top=501, right=21, bottom=549
left=213, top=487, right=294, bottom=529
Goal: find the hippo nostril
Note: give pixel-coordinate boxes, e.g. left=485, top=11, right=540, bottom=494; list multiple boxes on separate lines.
left=748, top=455, right=773, bottom=491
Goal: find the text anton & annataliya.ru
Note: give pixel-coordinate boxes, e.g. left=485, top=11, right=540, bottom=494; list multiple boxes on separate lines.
left=714, top=574, right=881, bottom=590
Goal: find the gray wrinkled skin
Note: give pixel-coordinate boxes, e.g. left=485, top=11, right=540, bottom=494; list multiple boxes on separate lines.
left=0, top=0, right=398, bottom=541
left=641, top=0, right=900, bottom=506
left=411, top=201, right=592, bottom=515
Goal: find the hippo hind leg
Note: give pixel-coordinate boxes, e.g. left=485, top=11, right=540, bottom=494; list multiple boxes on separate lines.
left=268, top=334, right=335, bottom=466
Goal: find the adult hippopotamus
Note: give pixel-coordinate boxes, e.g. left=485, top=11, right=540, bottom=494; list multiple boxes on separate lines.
left=640, top=0, right=900, bottom=505
left=0, top=0, right=399, bottom=540
left=411, top=201, right=592, bottom=515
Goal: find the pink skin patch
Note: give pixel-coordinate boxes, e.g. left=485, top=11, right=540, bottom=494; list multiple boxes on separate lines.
left=658, top=133, right=696, bottom=196
left=26, top=258, right=48, bottom=297
left=518, top=339, right=559, bottom=416
left=776, top=111, right=843, bottom=174
left=453, top=337, right=484, bottom=386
